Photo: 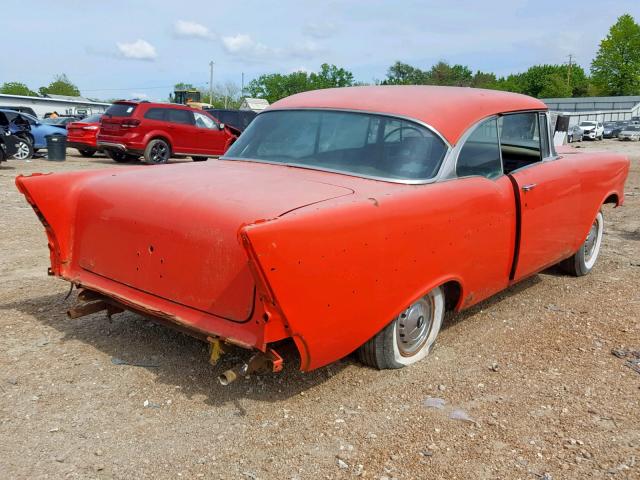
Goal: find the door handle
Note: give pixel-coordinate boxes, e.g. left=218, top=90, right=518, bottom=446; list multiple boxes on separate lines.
left=522, top=183, right=537, bottom=192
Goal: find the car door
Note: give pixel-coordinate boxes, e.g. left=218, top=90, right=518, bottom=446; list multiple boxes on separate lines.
left=165, top=108, right=196, bottom=153
left=193, top=111, right=226, bottom=154
left=453, top=116, right=517, bottom=298
left=505, top=113, right=582, bottom=281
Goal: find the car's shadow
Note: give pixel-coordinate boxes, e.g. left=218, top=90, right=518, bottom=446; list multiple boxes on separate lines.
left=0, top=292, right=350, bottom=407
left=2, top=273, right=546, bottom=406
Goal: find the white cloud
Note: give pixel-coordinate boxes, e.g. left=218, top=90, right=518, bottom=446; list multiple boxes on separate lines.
left=116, top=39, right=157, bottom=60
left=221, top=34, right=321, bottom=62
left=221, top=34, right=276, bottom=59
left=174, top=20, right=216, bottom=40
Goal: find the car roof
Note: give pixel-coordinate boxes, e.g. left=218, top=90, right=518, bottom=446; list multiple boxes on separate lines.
left=114, top=100, right=197, bottom=111
left=270, top=85, right=547, bottom=145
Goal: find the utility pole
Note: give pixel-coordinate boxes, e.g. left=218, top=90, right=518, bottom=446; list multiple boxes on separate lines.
left=566, top=54, right=574, bottom=90
left=241, top=72, right=245, bottom=98
left=209, top=60, right=214, bottom=106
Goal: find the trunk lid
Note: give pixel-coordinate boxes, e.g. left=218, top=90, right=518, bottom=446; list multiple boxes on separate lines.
left=72, top=161, right=353, bottom=321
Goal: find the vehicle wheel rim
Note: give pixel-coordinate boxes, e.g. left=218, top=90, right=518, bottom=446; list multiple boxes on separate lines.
left=584, top=212, right=603, bottom=268
left=14, top=141, right=29, bottom=160
left=151, top=143, right=168, bottom=163
left=396, top=296, right=434, bottom=356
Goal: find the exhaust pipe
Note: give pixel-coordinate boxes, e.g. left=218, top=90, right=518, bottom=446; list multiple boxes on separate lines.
left=218, top=364, right=250, bottom=386
left=218, top=348, right=283, bottom=385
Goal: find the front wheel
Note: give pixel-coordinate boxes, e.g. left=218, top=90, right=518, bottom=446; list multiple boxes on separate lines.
left=560, top=211, right=604, bottom=276
left=358, top=286, right=444, bottom=369
left=13, top=138, right=34, bottom=160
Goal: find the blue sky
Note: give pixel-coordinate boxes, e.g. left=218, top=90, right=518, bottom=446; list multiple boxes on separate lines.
left=3, top=0, right=639, bottom=101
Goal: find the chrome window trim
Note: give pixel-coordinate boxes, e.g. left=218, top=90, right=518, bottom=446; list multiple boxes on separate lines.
left=220, top=108, right=452, bottom=185
left=441, top=114, right=504, bottom=181
left=543, top=111, right=560, bottom=161
left=446, top=110, right=559, bottom=180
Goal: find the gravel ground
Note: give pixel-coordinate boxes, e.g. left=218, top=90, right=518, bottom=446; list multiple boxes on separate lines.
left=1, top=142, right=638, bottom=480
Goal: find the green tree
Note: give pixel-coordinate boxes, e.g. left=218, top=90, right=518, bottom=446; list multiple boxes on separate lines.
left=471, top=71, right=498, bottom=89
left=39, top=74, right=81, bottom=97
left=0, top=82, right=38, bottom=96
left=591, top=14, right=640, bottom=95
left=309, top=63, right=354, bottom=89
left=493, top=73, right=527, bottom=94
left=492, top=64, right=589, bottom=98
left=427, top=61, right=473, bottom=86
left=382, top=61, right=429, bottom=85
left=247, top=64, right=354, bottom=103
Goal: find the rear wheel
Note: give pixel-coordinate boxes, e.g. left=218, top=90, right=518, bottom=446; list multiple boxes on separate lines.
left=192, top=156, right=208, bottom=162
left=13, top=138, right=34, bottom=160
left=144, top=139, right=170, bottom=164
left=105, top=149, right=130, bottom=163
left=560, top=211, right=603, bottom=276
left=78, top=149, right=96, bottom=157
left=358, top=286, right=444, bottom=369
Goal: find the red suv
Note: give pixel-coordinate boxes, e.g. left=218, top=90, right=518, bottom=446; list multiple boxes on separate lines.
left=97, top=101, right=239, bottom=164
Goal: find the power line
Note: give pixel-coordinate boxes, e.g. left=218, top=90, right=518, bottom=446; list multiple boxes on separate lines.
left=80, top=83, right=208, bottom=92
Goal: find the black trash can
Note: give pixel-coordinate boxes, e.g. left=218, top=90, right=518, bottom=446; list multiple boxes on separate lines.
left=46, top=134, right=67, bottom=161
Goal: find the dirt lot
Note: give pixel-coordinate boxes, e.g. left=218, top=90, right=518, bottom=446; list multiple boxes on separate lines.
left=1, top=142, right=638, bottom=480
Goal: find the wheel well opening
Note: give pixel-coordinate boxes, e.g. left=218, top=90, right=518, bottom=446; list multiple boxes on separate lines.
left=603, top=193, right=618, bottom=205
left=442, top=281, right=462, bottom=311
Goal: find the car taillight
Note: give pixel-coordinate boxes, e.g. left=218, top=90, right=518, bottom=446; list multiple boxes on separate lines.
left=121, top=119, right=141, bottom=128
left=82, top=125, right=99, bottom=131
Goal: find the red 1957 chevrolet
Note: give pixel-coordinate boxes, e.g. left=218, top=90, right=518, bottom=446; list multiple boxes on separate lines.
left=16, top=86, right=629, bottom=383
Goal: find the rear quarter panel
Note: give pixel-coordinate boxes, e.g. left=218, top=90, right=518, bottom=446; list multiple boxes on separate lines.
left=563, top=151, right=629, bottom=244
left=243, top=176, right=518, bottom=371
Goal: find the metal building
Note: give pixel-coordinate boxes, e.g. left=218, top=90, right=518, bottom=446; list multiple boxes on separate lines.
left=542, top=95, right=640, bottom=125
left=0, top=93, right=110, bottom=118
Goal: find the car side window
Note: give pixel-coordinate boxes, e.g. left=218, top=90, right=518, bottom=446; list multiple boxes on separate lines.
left=456, top=117, right=502, bottom=179
left=144, top=108, right=166, bottom=121
left=194, top=112, right=217, bottom=129
left=499, top=113, right=541, bottom=173
left=166, top=109, right=194, bottom=125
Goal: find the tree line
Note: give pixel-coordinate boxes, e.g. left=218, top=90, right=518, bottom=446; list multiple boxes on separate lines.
left=2, top=14, right=638, bottom=105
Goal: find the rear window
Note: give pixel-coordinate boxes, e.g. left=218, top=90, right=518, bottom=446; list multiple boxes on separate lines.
left=82, top=114, right=103, bottom=123
left=105, top=103, right=137, bottom=117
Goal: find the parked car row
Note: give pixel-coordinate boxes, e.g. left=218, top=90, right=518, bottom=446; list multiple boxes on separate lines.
left=566, top=118, right=640, bottom=143
left=0, top=109, right=68, bottom=160
left=0, top=102, right=259, bottom=163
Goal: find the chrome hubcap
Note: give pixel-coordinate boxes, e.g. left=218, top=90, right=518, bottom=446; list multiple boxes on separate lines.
left=396, top=296, right=434, bottom=356
left=14, top=142, right=29, bottom=159
left=584, top=217, right=599, bottom=263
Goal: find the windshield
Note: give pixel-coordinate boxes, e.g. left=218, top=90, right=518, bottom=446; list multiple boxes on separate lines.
left=579, top=122, right=596, bottom=127
left=105, top=103, right=137, bottom=117
left=624, top=125, right=640, bottom=131
left=224, top=110, right=448, bottom=181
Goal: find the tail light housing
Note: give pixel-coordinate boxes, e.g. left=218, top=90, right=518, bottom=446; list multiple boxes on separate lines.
left=121, top=119, right=141, bottom=128
left=82, top=125, right=99, bottom=131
